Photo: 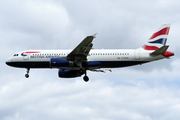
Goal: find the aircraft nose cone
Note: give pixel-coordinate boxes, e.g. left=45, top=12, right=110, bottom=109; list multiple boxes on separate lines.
left=6, top=61, right=10, bottom=66
left=6, top=58, right=12, bottom=66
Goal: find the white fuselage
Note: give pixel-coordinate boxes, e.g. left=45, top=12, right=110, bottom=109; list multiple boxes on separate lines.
left=6, top=48, right=164, bottom=69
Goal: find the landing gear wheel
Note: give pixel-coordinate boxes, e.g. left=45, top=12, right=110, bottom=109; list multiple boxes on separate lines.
left=25, top=68, right=30, bottom=78
left=83, top=76, right=89, bottom=82
left=25, top=74, right=29, bottom=78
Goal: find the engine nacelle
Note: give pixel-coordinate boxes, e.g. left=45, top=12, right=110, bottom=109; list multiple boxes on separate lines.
left=50, top=58, right=74, bottom=68
left=58, top=69, right=82, bottom=78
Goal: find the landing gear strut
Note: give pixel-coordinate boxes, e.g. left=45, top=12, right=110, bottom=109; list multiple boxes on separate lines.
left=25, top=68, right=30, bottom=78
left=83, top=70, right=89, bottom=82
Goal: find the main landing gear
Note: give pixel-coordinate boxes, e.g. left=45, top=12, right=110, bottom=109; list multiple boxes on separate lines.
left=80, top=69, right=89, bottom=82
left=83, top=70, right=89, bottom=82
left=25, top=68, right=30, bottom=78
left=83, top=75, right=89, bottom=82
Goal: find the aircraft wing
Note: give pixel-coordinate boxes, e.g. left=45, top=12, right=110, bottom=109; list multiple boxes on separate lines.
left=67, top=34, right=96, bottom=62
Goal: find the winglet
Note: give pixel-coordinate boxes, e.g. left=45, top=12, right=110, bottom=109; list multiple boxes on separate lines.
left=93, top=33, right=97, bottom=38
left=150, top=45, right=169, bottom=56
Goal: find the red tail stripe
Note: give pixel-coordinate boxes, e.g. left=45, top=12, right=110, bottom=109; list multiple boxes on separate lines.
left=149, top=27, right=170, bottom=40
left=23, top=51, right=40, bottom=54
left=142, top=45, right=159, bottom=50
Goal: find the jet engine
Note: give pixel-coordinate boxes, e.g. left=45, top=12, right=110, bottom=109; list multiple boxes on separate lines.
left=58, top=69, right=83, bottom=78
left=50, top=58, right=74, bottom=67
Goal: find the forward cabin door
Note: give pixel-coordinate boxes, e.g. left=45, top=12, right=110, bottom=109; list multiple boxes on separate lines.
left=134, top=50, right=140, bottom=60
left=23, top=53, right=29, bottom=60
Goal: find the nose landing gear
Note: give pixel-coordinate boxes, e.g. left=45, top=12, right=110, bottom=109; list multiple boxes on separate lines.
left=25, top=68, right=30, bottom=78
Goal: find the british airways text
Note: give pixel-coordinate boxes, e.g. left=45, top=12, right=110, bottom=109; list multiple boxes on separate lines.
left=30, top=55, right=61, bottom=59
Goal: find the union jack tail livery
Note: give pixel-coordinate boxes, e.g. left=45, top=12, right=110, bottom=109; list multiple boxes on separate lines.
left=143, top=24, right=171, bottom=50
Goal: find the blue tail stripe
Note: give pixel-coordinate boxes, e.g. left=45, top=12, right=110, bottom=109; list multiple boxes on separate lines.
left=149, top=38, right=167, bottom=45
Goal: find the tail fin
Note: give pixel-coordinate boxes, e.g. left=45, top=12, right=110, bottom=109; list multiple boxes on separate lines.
left=142, top=24, right=171, bottom=50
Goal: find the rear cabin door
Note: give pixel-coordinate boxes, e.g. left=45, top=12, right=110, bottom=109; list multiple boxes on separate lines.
left=134, top=50, right=140, bottom=60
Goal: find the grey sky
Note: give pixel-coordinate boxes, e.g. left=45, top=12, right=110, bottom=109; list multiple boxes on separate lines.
left=1, top=0, right=180, bottom=120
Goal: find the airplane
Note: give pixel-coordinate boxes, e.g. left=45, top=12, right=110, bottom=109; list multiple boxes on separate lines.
left=6, top=24, right=174, bottom=82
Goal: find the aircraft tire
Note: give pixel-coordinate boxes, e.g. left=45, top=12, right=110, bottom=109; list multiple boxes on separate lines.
left=83, top=76, right=89, bottom=82
left=25, top=74, right=29, bottom=78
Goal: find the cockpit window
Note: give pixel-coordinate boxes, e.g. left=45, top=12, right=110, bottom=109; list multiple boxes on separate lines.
left=13, top=54, right=18, bottom=56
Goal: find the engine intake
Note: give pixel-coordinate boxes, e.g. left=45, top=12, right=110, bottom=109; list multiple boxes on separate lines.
left=50, top=58, right=74, bottom=68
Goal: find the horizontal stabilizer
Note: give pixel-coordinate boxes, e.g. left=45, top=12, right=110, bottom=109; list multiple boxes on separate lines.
left=150, top=45, right=169, bottom=56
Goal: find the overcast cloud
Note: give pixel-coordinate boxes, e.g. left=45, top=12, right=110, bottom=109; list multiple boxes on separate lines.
left=1, top=0, right=180, bottom=120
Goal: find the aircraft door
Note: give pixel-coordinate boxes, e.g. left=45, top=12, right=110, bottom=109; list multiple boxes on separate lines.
left=134, top=50, right=140, bottom=60
left=23, top=53, right=29, bottom=60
